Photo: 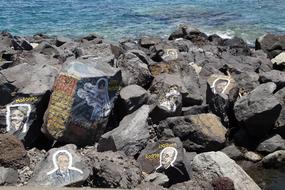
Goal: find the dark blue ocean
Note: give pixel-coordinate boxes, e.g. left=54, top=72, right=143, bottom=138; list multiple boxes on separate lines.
left=0, top=0, right=284, bottom=43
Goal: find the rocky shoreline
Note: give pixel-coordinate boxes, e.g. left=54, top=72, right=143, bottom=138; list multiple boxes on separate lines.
left=0, top=24, right=284, bottom=189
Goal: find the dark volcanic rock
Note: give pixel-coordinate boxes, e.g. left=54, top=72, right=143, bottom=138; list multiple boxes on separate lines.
left=182, top=105, right=209, bottom=116
left=0, top=95, right=46, bottom=146
left=259, top=70, right=285, bottom=90
left=98, top=105, right=151, bottom=156
left=271, top=52, right=285, bottom=71
left=159, top=113, right=227, bottom=152
left=0, top=167, right=18, bottom=185
left=0, top=62, right=59, bottom=95
left=221, top=144, right=244, bottom=161
left=261, top=150, right=285, bottom=168
left=223, top=37, right=251, bottom=56
left=211, top=177, right=235, bottom=190
left=119, top=84, right=149, bottom=114
left=81, top=147, right=142, bottom=189
left=42, top=61, right=121, bottom=145
left=137, top=138, right=191, bottom=186
left=231, top=71, right=260, bottom=95
left=149, top=69, right=202, bottom=107
left=255, top=33, right=285, bottom=59
left=29, top=144, right=90, bottom=187
left=55, top=36, right=73, bottom=47
left=191, top=152, right=260, bottom=190
left=117, top=50, right=153, bottom=87
left=0, top=134, right=29, bottom=169
left=206, top=74, right=238, bottom=127
left=256, top=134, right=285, bottom=154
left=139, top=36, right=161, bottom=48
left=234, top=82, right=282, bottom=138
left=149, top=85, right=182, bottom=124
left=170, top=180, right=214, bottom=190
left=11, top=36, right=33, bottom=51
left=274, top=87, right=285, bottom=137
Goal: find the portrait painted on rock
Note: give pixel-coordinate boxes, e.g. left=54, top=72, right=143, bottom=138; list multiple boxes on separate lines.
left=162, top=49, right=178, bottom=61
left=6, top=104, right=31, bottom=137
left=158, top=86, right=180, bottom=112
left=211, top=78, right=231, bottom=94
left=156, top=147, right=178, bottom=171
left=47, top=150, right=83, bottom=186
left=72, top=77, right=117, bottom=125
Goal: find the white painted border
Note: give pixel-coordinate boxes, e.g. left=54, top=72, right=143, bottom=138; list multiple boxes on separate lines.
left=47, top=150, right=83, bottom=175
left=6, top=103, right=32, bottom=133
left=156, top=147, right=178, bottom=170
left=211, top=78, right=231, bottom=94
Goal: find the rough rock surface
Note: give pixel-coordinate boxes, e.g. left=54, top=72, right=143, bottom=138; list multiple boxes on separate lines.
left=256, top=134, right=285, bottom=154
left=191, top=151, right=261, bottom=190
left=0, top=134, right=29, bottom=169
left=81, top=147, right=142, bottom=189
left=159, top=113, right=227, bottom=152
left=119, top=84, right=149, bottom=114
left=261, top=150, right=285, bottom=168
left=29, top=144, right=90, bottom=187
left=234, top=82, right=282, bottom=138
left=0, top=167, right=18, bottom=185
left=42, top=61, right=121, bottom=145
left=98, top=105, right=151, bottom=156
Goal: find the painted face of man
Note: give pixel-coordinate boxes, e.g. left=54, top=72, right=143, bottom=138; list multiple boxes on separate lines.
left=57, top=154, right=69, bottom=172
left=215, top=79, right=229, bottom=94
left=11, top=109, right=25, bottom=130
left=161, top=149, right=176, bottom=168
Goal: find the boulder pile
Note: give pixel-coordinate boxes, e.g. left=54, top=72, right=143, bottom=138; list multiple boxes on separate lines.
left=0, top=25, right=284, bottom=189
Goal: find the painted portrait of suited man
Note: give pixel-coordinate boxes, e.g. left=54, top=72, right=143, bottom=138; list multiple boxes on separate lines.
left=47, top=150, right=83, bottom=186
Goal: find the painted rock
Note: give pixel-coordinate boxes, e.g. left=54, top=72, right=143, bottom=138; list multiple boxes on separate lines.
left=206, top=74, right=238, bottom=127
left=149, top=85, right=182, bottom=124
left=0, top=95, right=46, bottom=146
left=137, top=137, right=191, bottom=186
left=29, top=144, right=90, bottom=187
left=42, top=61, right=121, bottom=145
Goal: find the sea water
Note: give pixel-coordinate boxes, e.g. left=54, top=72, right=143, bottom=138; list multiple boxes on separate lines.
left=0, top=0, right=284, bottom=43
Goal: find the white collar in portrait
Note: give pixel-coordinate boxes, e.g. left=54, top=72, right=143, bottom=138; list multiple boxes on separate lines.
left=47, top=149, right=83, bottom=175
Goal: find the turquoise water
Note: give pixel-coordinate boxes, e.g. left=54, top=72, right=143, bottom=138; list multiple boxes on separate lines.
left=0, top=0, right=284, bottom=43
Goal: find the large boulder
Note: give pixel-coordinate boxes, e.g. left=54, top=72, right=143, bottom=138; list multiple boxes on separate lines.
left=259, top=70, right=285, bottom=90
left=159, top=113, right=227, bottom=152
left=29, top=144, right=90, bottom=187
left=42, top=61, right=121, bottom=145
left=97, top=105, right=151, bottom=156
left=261, top=150, right=285, bottom=168
left=271, top=52, right=285, bottom=70
left=170, top=180, right=214, bottom=190
left=0, top=95, right=46, bottom=146
left=119, top=84, right=149, bottom=114
left=117, top=51, right=153, bottom=87
left=11, top=36, right=33, bottom=51
left=274, top=87, right=285, bottom=137
left=257, top=135, right=285, bottom=154
left=191, top=151, right=261, bottom=190
left=0, top=167, right=18, bottom=185
left=149, top=85, right=182, bottom=124
left=255, top=33, right=285, bottom=59
left=221, top=144, right=244, bottom=161
left=234, top=82, right=282, bottom=138
left=137, top=138, right=191, bottom=186
left=0, top=134, right=29, bottom=169
left=0, top=62, right=59, bottom=95
left=81, top=147, right=142, bottom=189
left=206, top=74, right=238, bottom=126
left=223, top=37, right=251, bottom=56
left=149, top=71, right=202, bottom=107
